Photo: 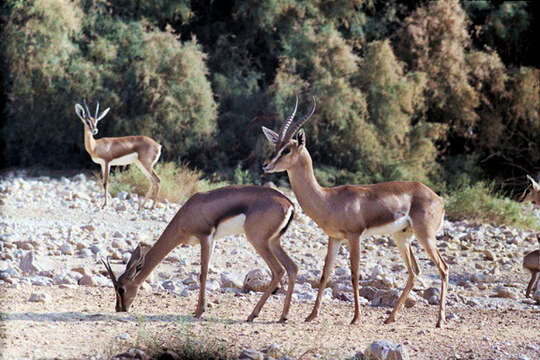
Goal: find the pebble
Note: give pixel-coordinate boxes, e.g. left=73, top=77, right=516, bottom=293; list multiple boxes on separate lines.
left=363, top=340, right=409, bottom=360
left=28, top=292, right=51, bottom=303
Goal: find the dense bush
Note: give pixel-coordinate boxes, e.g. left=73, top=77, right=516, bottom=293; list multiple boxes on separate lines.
left=1, top=0, right=538, bottom=202
left=1, top=0, right=217, bottom=168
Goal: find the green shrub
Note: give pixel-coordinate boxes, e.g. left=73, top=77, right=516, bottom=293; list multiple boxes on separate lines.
left=446, top=182, right=538, bottom=230
left=108, top=162, right=214, bottom=203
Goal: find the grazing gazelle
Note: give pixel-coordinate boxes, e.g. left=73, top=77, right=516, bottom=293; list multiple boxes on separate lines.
left=261, top=96, right=449, bottom=327
left=75, top=99, right=161, bottom=210
left=102, top=185, right=298, bottom=323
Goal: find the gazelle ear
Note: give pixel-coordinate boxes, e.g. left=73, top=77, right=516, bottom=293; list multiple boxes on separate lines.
left=262, top=126, right=279, bottom=144
left=75, top=104, right=86, bottom=121
left=123, top=244, right=149, bottom=280
left=527, top=175, right=540, bottom=191
left=297, top=129, right=306, bottom=150
left=96, top=107, right=110, bottom=122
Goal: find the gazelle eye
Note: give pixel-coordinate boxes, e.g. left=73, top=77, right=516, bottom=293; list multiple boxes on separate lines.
left=118, top=287, right=125, bottom=295
left=282, top=148, right=291, bottom=155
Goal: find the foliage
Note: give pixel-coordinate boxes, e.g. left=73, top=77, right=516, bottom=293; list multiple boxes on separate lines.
left=1, top=0, right=539, bottom=201
left=108, top=162, right=202, bottom=203
left=1, top=0, right=216, bottom=168
left=446, top=182, right=539, bottom=230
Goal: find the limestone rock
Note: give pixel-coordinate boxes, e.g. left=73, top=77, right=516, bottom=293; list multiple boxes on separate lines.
left=243, top=269, right=271, bottom=293
left=363, top=340, right=409, bottom=360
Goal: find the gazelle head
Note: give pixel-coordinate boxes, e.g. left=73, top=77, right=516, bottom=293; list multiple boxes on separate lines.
left=522, top=175, right=540, bottom=205
left=262, top=96, right=316, bottom=173
left=102, top=244, right=149, bottom=312
left=75, top=98, right=110, bottom=136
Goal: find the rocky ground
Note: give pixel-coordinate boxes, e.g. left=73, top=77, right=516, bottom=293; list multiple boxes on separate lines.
left=0, top=171, right=539, bottom=359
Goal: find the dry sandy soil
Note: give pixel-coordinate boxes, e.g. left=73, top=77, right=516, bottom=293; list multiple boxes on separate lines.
left=0, top=172, right=539, bottom=359
left=1, top=285, right=539, bottom=359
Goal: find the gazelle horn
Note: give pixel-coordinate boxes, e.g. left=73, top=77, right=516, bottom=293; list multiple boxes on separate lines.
left=82, top=98, right=91, bottom=119
left=277, top=95, right=299, bottom=148
left=101, top=257, right=118, bottom=288
left=283, top=96, right=316, bottom=144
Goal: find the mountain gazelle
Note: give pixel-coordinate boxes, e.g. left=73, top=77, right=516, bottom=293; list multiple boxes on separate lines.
left=521, top=174, right=539, bottom=299
left=75, top=99, right=161, bottom=210
left=261, top=96, right=449, bottom=327
left=102, top=185, right=298, bottom=323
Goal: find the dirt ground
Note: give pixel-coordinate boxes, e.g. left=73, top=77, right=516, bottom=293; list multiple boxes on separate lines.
left=1, top=285, right=539, bottom=360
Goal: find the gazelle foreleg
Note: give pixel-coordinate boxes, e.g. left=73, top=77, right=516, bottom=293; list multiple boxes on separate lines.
left=101, top=162, right=111, bottom=208
left=305, top=237, right=342, bottom=322
left=194, top=234, right=216, bottom=318
left=526, top=271, right=539, bottom=298
left=385, top=229, right=419, bottom=324
left=135, top=160, right=160, bottom=210
left=348, top=235, right=362, bottom=324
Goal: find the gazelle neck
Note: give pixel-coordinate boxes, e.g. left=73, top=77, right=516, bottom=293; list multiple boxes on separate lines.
left=286, top=148, right=327, bottom=219
left=83, top=124, right=96, bottom=155
left=132, top=225, right=187, bottom=286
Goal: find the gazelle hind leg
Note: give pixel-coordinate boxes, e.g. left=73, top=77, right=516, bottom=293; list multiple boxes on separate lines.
left=526, top=271, right=538, bottom=298
left=270, top=237, right=298, bottom=323
left=306, top=237, right=342, bottom=322
left=415, top=230, right=449, bottom=327
left=134, top=160, right=155, bottom=210
left=385, top=228, right=419, bottom=324
left=246, top=238, right=285, bottom=322
left=101, top=162, right=110, bottom=208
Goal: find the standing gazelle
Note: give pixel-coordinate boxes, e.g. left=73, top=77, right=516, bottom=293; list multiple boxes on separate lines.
left=75, top=99, right=161, bottom=210
left=102, top=185, right=298, bottom=323
left=261, top=96, right=449, bottom=327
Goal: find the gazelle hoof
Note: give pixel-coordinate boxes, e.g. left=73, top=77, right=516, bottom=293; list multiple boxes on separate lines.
left=247, top=314, right=257, bottom=322
left=305, top=313, right=317, bottom=322
left=350, top=317, right=359, bottom=325
left=278, top=316, right=288, bottom=323
left=384, top=316, right=395, bottom=324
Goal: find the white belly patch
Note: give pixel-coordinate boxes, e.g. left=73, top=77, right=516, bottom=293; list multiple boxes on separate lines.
left=110, top=153, right=138, bottom=166
left=214, top=214, right=246, bottom=239
left=363, top=216, right=410, bottom=237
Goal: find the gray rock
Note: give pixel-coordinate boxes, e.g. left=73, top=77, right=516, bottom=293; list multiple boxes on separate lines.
left=29, top=292, right=51, bottom=303
left=162, top=280, right=175, bottom=291
left=493, top=286, right=516, bottom=299
left=117, top=191, right=129, bottom=200
left=422, top=287, right=440, bottom=305
left=19, top=252, right=53, bottom=275
left=116, top=333, right=131, bottom=341
left=220, top=271, right=244, bottom=289
left=60, top=244, right=74, bottom=255
left=243, top=269, right=271, bottom=292
left=364, top=340, right=409, bottom=360
left=89, top=245, right=102, bottom=254
left=78, top=274, right=98, bottom=286
left=238, top=349, right=263, bottom=360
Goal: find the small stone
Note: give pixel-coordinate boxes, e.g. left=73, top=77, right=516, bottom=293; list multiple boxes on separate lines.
left=483, top=249, right=496, bottom=261
left=220, top=271, right=244, bottom=289
left=29, top=292, right=51, bottom=303
left=78, top=274, right=98, bottom=286
left=81, top=225, right=95, bottom=233
left=60, top=244, right=74, bottom=255
left=112, top=231, right=124, bottom=239
left=162, top=280, right=175, bottom=291
left=243, top=269, right=271, bottom=293
left=493, top=286, right=516, bottom=299
left=116, top=333, right=131, bottom=341
left=239, top=349, right=263, bottom=360
left=89, top=245, right=102, bottom=254
left=364, top=340, right=409, bottom=360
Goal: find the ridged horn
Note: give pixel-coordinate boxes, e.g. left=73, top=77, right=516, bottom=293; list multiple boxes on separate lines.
left=101, top=257, right=118, bottom=288
left=277, top=95, right=299, bottom=149
left=82, top=98, right=91, bottom=119
left=283, top=96, right=316, bottom=143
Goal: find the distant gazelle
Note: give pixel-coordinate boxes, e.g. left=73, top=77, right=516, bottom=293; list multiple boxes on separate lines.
left=522, top=175, right=540, bottom=205
left=262, top=96, right=449, bottom=327
left=102, top=185, right=298, bottom=323
left=521, top=174, right=539, bottom=299
left=75, top=99, right=161, bottom=210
